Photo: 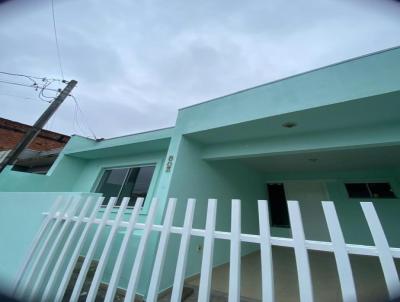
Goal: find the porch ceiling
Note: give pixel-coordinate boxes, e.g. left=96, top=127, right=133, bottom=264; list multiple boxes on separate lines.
left=238, top=144, right=400, bottom=173
left=186, top=91, right=400, bottom=145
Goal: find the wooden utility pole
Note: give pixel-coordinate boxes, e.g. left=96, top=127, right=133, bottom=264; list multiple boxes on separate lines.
left=0, top=80, right=77, bottom=173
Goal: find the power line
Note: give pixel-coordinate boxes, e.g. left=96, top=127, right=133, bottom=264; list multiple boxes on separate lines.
left=38, top=79, right=58, bottom=102
left=69, top=94, right=98, bottom=139
left=0, top=71, right=63, bottom=82
left=0, top=92, right=51, bottom=103
left=51, top=0, right=65, bottom=80
left=0, top=71, right=36, bottom=84
left=0, top=79, right=60, bottom=92
left=0, top=78, right=61, bottom=104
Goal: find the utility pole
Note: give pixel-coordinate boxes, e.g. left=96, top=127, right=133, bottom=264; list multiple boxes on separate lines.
left=0, top=80, right=77, bottom=173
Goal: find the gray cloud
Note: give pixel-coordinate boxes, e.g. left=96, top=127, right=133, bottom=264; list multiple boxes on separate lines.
left=0, top=0, right=399, bottom=139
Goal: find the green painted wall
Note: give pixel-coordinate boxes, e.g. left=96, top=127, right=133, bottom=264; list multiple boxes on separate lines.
left=0, top=192, right=99, bottom=293
left=153, top=137, right=265, bottom=294
left=176, top=47, right=400, bottom=134
left=0, top=155, right=88, bottom=192
left=263, top=168, right=400, bottom=246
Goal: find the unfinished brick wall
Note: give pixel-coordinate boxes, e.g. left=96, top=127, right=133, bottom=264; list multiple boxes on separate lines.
left=0, top=118, right=69, bottom=151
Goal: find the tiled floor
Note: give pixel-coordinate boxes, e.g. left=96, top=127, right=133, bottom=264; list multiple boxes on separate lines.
left=62, top=257, right=259, bottom=301
left=62, top=257, right=140, bottom=302
left=158, top=285, right=260, bottom=302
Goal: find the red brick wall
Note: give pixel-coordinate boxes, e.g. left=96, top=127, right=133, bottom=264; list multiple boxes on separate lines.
left=0, top=118, right=69, bottom=151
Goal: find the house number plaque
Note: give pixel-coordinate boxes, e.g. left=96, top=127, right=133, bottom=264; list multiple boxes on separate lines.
left=166, top=155, right=174, bottom=172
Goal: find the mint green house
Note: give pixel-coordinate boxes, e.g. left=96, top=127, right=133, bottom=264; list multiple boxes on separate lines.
left=1, top=47, right=400, bottom=301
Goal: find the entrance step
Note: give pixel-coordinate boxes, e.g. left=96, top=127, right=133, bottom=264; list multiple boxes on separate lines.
left=62, top=256, right=142, bottom=302
left=179, top=285, right=261, bottom=302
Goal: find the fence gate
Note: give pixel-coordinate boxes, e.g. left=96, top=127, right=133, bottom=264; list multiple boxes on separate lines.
left=11, top=196, right=400, bottom=302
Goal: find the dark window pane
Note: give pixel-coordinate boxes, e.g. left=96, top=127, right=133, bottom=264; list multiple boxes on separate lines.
left=121, top=166, right=156, bottom=207
left=96, top=166, right=156, bottom=207
left=368, top=183, right=396, bottom=198
left=345, top=183, right=370, bottom=198
left=96, top=168, right=129, bottom=205
left=267, top=183, right=290, bottom=228
left=119, top=168, right=140, bottom=206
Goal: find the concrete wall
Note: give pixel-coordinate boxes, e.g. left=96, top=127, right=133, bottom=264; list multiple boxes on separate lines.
left=152, top=137, right=266, bottom=294
left=0, top=191, right=99, bottom=293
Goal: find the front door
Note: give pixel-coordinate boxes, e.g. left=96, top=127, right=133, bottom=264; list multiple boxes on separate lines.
left=284, top=180, right=330, bottom=241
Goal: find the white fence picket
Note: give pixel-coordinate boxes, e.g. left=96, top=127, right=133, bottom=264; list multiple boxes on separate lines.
left=54, top=196, right=104, bottom=302
left=16, top=197, right=72, bottom=300
left=124, top=198, right=159, bottom=302
left=229, top=199, right=241, bottom=302
left=42, top=196, right=95, bottom=301
left=12, top=196, right=63, bottom=296
left=104, top=197, right=144, bottom=302
left=69, top=197, right=118, bottom=302
left=86, top=197, right=131, bottom=302
left=28, top=196, right=81, bottom=301
left=322, top=201, right=357, bottom=302
left=287, top=200, right=314, bottom=302
left=170, top=198, right=196, bottom=302
left=361, top=202, right=400, bottom=300
left=198, top=198, right=218, bottom=302
left=257, top=200, right=274, bottom=302
left=147, top=198, right=178, bottom=302
left=14, top=196, right=400, bottom=302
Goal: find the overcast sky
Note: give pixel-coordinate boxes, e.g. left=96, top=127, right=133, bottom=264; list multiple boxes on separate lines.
left=0, top=0, right=399, bottom=139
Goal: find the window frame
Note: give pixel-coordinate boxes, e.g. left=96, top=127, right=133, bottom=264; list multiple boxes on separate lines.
left=344, top=181, right=397, bottom=199
left=266, top=182, right=291, bottom=229
left=92, top=161, right=161, bottom=215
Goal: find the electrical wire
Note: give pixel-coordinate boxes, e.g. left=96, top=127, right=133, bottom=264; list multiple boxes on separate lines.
left=38, top=79, right=58, bottom=102
left=0, top=71, right=36, bottom=85
left=51, top=0, right=65, bottom=80
left=69, top=94, right=98, bottom=139
left=0, top=92, right=51, bottom=103
left=72, top=98, right=85, bottom=136
left=0, top=78, right=60, bottom=104
left=0, top=71, right=63, bottom=82
left=0, top=79, right=60, bottom=92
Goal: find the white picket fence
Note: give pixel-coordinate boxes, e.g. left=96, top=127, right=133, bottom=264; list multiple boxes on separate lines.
left=11, top=196, right=400, bottom=302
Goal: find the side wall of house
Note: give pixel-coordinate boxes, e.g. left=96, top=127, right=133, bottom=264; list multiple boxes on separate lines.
left=0, top=191, right=100, bottom=293
left=0, top=155, right=89, bottom=192
left=0, top=136, right=95, bottom=192
left=152, top=137, right=266, bottom=294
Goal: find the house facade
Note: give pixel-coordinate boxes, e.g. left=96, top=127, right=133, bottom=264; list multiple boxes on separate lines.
left=1, top=46, right=400, bottom=301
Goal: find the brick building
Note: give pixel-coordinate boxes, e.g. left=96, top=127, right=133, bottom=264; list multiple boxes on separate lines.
left=0, top=117, right=70, bottom=173
left=0, top=117, right=69, bottom=151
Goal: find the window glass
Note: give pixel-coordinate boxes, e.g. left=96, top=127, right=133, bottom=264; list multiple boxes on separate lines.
left=368, top=183, right=396, bottom=198
left=118, top=168, right=140, bottom=206
left=267, top=183, right=290, bottom=228
left=96, top=168, right=129, bottom=202
left=345, top=183, right=370, bottom=198
left=126, top=166, right=156, bottom=207
left=345, top=182, right=396, bottom=199
left=96, top=165, right=156, bottom=207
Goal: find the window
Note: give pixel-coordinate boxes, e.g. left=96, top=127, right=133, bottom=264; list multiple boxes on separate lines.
left=267, top=183, right=290, bottom=228
left=95, top=165, right=156, bottom=207
left=345, top=182, right=396, bottom=199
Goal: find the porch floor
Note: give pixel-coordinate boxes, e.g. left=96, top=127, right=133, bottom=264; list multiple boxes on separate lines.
left=186, top=247, right=396, bottom=302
